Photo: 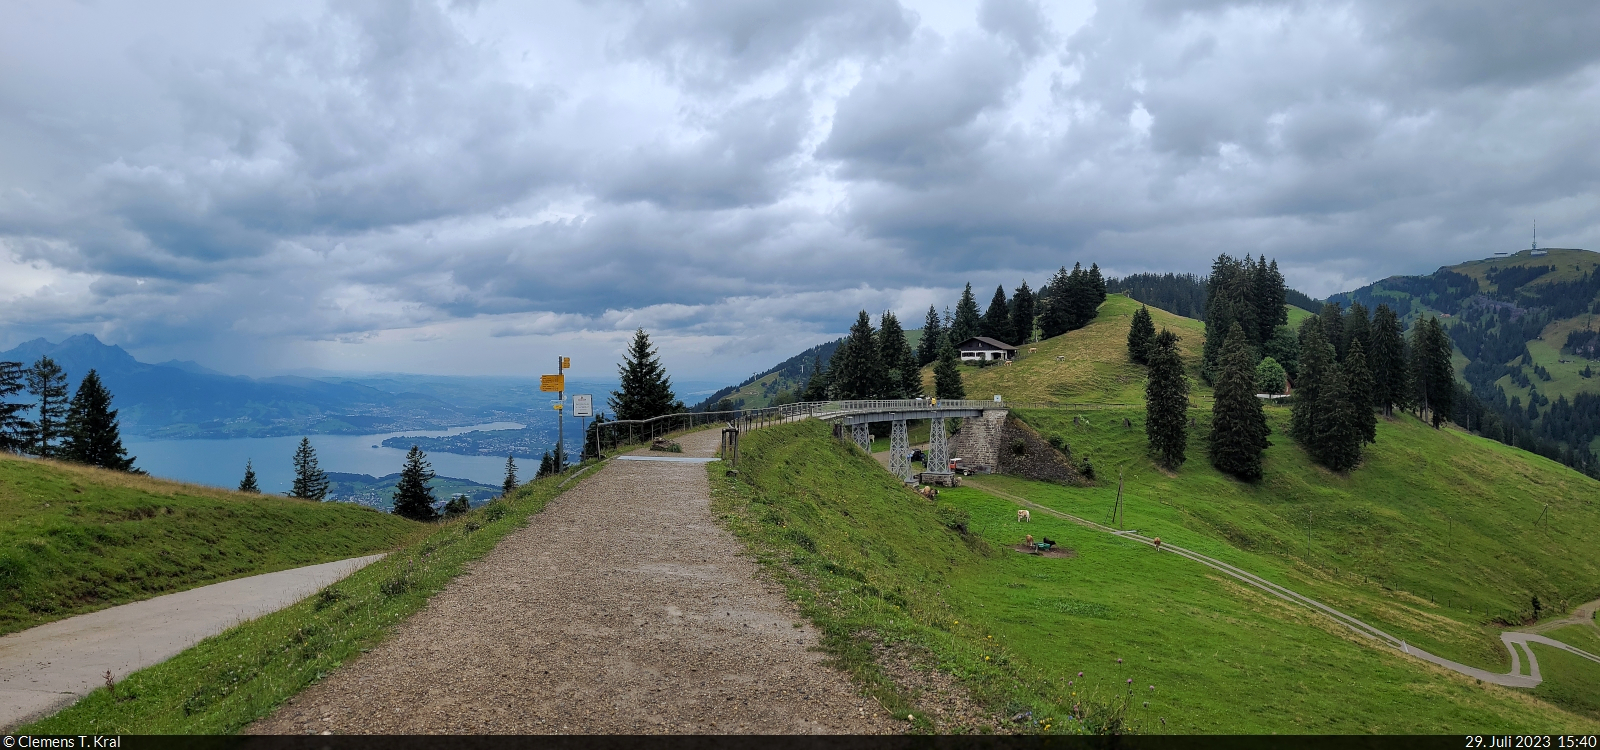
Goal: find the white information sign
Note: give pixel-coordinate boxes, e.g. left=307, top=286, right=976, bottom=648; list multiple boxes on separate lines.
left=573, top=394, right=593, bottom=417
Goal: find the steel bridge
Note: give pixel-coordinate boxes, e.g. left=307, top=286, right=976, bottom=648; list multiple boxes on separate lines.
left=592, top=398, right=1006, bottom=484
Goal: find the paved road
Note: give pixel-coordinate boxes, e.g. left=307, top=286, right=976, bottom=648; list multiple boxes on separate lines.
left=965, top=478, right=1600, bottom=689
left=0, top=554, right=384, bottom=731
left=251, top=429, right=892, bottom=735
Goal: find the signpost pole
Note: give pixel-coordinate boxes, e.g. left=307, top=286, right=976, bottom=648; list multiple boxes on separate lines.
left=557, top=356, right=565, bottom=473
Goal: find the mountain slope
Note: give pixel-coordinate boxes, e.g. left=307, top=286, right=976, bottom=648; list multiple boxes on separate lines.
left=0, top=335, right=470, bottom=438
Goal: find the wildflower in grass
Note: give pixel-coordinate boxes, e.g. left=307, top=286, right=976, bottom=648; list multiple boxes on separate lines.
left=1127, top=678, right=1133, bottom=684
left=1077, top=671, right=1083, bottom=677
left=1116, top=658, right=1122, bottom=663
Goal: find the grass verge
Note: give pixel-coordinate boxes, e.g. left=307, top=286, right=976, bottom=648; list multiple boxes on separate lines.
left=710, top=420, right=1598, bottom=734
left=17, top=462, right=591, bottom=734
left=0, top=453, right=421, bottom=636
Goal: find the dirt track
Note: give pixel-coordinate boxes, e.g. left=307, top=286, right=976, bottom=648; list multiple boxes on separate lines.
left=251, top=429, right=893, bottom=735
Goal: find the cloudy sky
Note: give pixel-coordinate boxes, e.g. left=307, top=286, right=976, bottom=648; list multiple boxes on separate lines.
left=2, top=0, right=1597, bottom=382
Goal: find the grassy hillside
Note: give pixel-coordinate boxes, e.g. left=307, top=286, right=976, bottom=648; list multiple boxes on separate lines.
left=1005, top=407, right=1600, bottom=673
left=0, top=454, right=421, bottom=636
left=927, top=294, right=1207, bottom=406
left=710, top=421, right=1597, bottom=733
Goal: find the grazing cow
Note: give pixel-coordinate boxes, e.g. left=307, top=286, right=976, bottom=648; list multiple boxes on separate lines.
left=1152, top=537, right=1162, bottom=550
left=1025, top=534, right=1034, bottom=547
left=1042, top=537, right=1057, bottom=547
left=1056, top=355, right=1066, bottom=362
left=1029, top=347, right=1038, bottom=353
left=1017, top=509, right=1031, bottom=522
left=918, top=485, right=939, bottom=500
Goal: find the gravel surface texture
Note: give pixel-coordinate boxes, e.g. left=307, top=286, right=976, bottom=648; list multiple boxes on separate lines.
left=251, top=429, right=894, bottom=735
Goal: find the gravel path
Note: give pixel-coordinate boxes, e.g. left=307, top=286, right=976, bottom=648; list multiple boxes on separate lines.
left=252, top=429, right=893, bottom=735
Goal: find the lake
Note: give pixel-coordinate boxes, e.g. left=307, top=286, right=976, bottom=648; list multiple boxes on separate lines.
left=123, top=421, right=580, bottom=493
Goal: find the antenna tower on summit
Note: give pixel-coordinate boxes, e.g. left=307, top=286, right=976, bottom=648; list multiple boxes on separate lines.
left=1533, top=220, right=1538, bottom=251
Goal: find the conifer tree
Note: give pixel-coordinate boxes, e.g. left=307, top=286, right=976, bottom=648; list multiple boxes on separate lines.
left=443, top=495, right=470, bottom=517
left=1127, top=305, right=1155, bottom=364
left=1038, top=266, right=1074, bottom=338
left=1344, top=302, right=1372, bottom=359
left=538, top=450, right=554, bottom=478
left=0, top=361, right=32, bottom=454
left=25, top=357, right=69, bottom=457
left=1345, top=340, right=1377, bottom=444
left=879, top=310, right=921, bottom=398
left=1313, top=361, right=1362, bottom=471
left=828, top=311, right=885, bottom=399
left=391, top=445, right=438, bottom=521
left=1319, top=302, right=1346, bottom=361
left=1088, top=263, right=1107, bottom=306
left=502, top=454, right=518, bottom=497
left=1255, top=357, right=1287, bottom=395
left=64, top=369, right=136, bottom=471
left=1291, top=318, right=1335, bottom=447
left=801, top=355, right=832, bottom=401
left=609, top=328, right=682, bottom=420
left=918, top=305, right=945, bottom=366
left=238, top=460, right=260, bottom=493
left=1262, top=325, right=1300, bottom=381
left=289, top=437, right=329, bottom=501
left=1210, top=323, right=1270, bottom=480
left=1253, top=258, right=1289, bottom=342
left=1009, top=281, right=1035, bottom=346
left=980, top=285, right=1013, bottom=343
left=1369, top=304, right=1408, bottom=416
left=1201, top=254, right=1259, bottom=381
left=933, top=340, right=966, bottom=400
left=1144, top=329, right=1189, bottom=468
left=1410, top=317, right=1454, bottom=428
left=950, top=284, right=982, bottom=344
left=1067, top=263, right=1098, bottom=329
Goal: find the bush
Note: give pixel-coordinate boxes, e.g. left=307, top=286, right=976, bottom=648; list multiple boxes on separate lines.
left=1010, top=438, right=1028, bottom=456
left=1047, top=434, right=1064, bottom=450
left=443, top=497, right=470, bottom=517
left=936, top=504, right=971, bottom=535
left=1077, top=456, right=1096, bottom=480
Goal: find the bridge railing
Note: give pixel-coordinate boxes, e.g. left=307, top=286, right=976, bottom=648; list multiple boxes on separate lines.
left=588, top=398, right=1012, bottom=456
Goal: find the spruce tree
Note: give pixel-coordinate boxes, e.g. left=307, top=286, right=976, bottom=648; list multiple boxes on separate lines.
left=828, top=311, right=885, bottom=399
left=1128, top=305, right=1155, bottom=364
left=1410, top=317, right=1454, bottom=428
left=879, top=310, right=920, bottom=398
left=63, top=369, right=136, bottom=471
left=1067, top=263, right=1098, bottom=329
left=980, top=285, right=1013, bottom=343
left=1319, top=302, right=1346, bottom=361
left=1345, top=340, right=1378, bottom=444
left=1144, top=329, right=1189, bottom=468
left=1038, top=266, right=1075, bottom=338
left=25, top=357, right=69, bottom=457
left=238, top=460, right=260, bottom=493
left=1253, top=257, right=1289, bottom=343
left=0, top=361, right=32, bottom=454
left=391, top=445, right=438, bottom=521
left=608, top=328, right=682, bottom=420
left=538, top=451, right=554, bottom=478
left=1313, top=361, right=1362, bottom=471
left=1344, top=302, right=1372, bottom=359
left=918, top=305, right=945, bottom=366
left=1209, top=323, right=1270, bottom=480
left=801, top=355, right=832, bottom=401
left=1009, top=281, right=1035, bottom=346
left=1088, top=263, right=1107, bottom=306
left=289, top=437, right=330, bottom=501
left=502, top=454, right=518, bottom=497
left=1369, top=304, right=1408, bottom=417
left=443, top=495, right=470, bottom=517
left=933, top=339, right=966, bottom=400
left=950, top=284, right=982, bottom=345
left=1202, top=254, right=1259, bottom=381
left=1291, top=318, right=1335, bottom=447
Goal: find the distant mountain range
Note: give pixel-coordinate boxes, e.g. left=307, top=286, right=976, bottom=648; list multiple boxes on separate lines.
left=0, top=335, right=491, bottom=439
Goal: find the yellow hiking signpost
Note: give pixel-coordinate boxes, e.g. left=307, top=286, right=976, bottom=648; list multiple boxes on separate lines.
left=540, top=374, right=564, bottom=392
left=542, top=358, right=570, bottom=469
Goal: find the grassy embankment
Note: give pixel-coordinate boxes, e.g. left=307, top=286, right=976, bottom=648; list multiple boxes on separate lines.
left=0, top=454, right=422, bottom=636
left=18, top=462, right=588, bottom=734
left=710, top=420, right=1597, bottom=733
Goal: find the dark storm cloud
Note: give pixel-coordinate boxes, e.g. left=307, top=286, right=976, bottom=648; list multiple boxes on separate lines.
left=2, top=0, right=1598, bottom=377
